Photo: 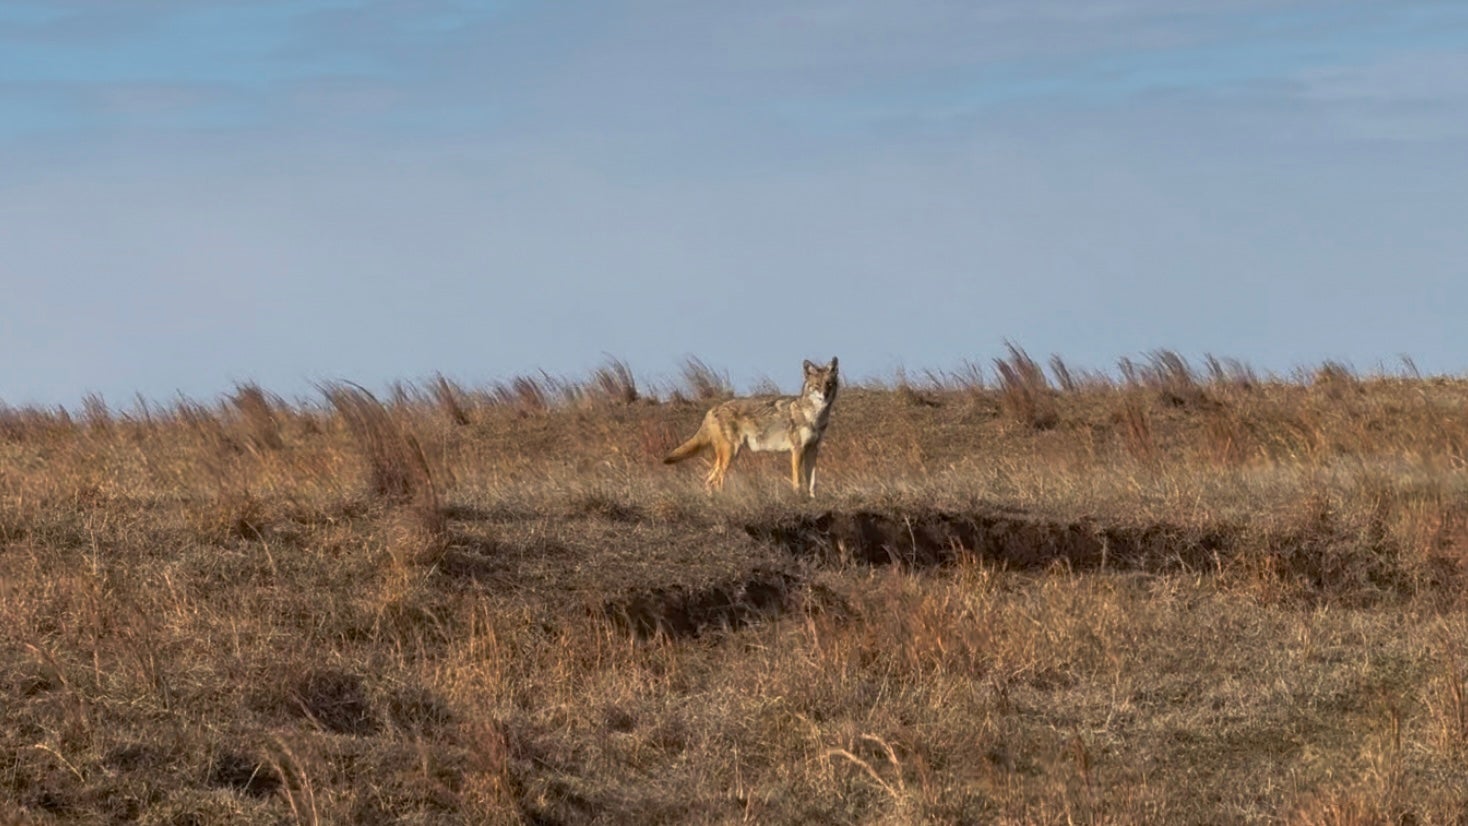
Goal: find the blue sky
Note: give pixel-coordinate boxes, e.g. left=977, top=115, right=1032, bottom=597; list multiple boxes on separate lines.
left=3, top=1, right=1466, bottom=406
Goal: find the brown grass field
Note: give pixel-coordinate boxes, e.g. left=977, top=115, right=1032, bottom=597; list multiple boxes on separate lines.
left=5, top=349, right=1468, bottom=824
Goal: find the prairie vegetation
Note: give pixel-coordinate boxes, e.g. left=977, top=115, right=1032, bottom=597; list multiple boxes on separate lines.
left=4, top=351, right=1468, bottom=823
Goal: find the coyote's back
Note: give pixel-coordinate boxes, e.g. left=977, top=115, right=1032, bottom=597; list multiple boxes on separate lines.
left=663, top=357, right=839, bottom=496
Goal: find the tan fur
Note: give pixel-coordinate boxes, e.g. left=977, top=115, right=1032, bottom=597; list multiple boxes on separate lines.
left=664, top=357, right=839, bottom=497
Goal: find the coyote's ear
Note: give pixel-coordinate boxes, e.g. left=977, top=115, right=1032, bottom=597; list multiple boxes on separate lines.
left=829, top=357, right=838, bottom=371
left=803, top=359, right=817, bottom=374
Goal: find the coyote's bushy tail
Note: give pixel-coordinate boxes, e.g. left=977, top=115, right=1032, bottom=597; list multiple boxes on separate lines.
left=663, top=426, right=710, bottom=464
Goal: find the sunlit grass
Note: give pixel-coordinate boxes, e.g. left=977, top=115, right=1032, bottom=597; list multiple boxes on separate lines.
left=3, top=353, right=1468, bottom=822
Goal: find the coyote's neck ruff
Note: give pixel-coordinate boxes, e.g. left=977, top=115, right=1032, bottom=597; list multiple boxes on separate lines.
left=664, top=357, right=839, bottom=497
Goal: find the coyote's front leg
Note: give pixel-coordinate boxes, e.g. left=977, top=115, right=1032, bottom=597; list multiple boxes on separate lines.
left=791, top=443, right=820, bottom=497
left=804, top=443, right=822, bottom=496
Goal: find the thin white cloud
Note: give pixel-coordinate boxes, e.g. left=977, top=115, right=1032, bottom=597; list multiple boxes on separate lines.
left=1299, top=48, right=1468, bottom=103
left=1290, top=47, right=1468, bottom=140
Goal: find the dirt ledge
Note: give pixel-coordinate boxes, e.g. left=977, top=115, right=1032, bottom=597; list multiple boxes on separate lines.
left=746, top=508, right=1237, bottom=571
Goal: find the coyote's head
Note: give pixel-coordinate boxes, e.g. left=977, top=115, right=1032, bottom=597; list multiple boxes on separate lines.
left=801, top=357, right=839, bottom=404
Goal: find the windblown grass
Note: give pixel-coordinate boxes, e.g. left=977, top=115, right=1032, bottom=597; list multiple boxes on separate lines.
left=4, top=352, right=1468, bottom=823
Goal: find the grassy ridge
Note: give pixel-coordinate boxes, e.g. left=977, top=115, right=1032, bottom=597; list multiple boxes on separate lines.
left=4, top=353, right=1468, bottom=823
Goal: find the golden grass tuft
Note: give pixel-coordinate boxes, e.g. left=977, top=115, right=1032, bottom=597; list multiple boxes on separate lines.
left=676, top=356, right=733, bottom=402
left=992, top=341, right=1058, bottom=429
left=429, top=373, right=473, bottom=426
left=589, top=356, right=640, bottom=406
left=229, top=382, right=286, bottom=451
left=322, top=382, right=446, bottom=547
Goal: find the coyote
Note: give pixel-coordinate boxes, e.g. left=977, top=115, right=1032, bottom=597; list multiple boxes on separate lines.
left=664, top=357, right=839, bottom=496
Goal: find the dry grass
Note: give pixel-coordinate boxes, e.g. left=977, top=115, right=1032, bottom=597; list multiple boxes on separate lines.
left=992, top=341, right=1059, bottom=430
left=5, top=355, right=1468, bottom=823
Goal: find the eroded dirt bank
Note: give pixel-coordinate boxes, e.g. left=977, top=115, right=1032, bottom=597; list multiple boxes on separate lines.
left=594, top=502, right=1450, bottom=637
